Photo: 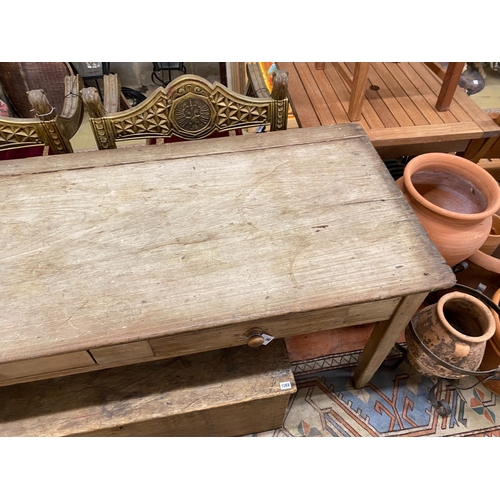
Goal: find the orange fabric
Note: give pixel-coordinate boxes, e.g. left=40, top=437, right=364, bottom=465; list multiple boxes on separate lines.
left=258, top=62, right=275, bottom=92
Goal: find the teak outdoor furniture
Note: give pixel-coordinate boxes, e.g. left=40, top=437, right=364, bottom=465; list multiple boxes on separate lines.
left=0, top=75, right=84, bottom=157
left=0, top=125, right=455, bottom=435
left=81, top=72, right=289, bottom=150
left=313, top=62, right=464, bottom=121
left=463, top=111, right=500, bottom=180
left=314, top=62, right=371, bottom=121
left=278, top=62, right=500, bottom=159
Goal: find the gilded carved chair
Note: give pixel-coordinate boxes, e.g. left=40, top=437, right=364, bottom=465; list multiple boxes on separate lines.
left=0, top=74, right=84, bottom=158
left=81, top=71, right=289, bottom=150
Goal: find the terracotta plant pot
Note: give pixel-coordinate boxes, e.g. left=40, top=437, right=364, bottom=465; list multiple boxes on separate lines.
left=468, top=249, right=500, bottom=275
left=396, top=153, right=500, bottom=267
left=479, top=214, right=500, bottom=255
left=406, top=291, right=496, bottom=379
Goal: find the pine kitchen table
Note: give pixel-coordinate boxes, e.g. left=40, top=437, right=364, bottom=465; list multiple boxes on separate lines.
left=0, top=124, right=455, bottom=392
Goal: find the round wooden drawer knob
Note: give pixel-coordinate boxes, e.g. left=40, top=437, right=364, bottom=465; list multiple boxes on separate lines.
left=246, top=327, right=268, bottom=347
left=247, top=335, right=265, bottom=348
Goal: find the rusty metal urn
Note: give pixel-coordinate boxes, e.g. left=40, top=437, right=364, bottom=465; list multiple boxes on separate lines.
left=406, top=291, right=496, bottom=379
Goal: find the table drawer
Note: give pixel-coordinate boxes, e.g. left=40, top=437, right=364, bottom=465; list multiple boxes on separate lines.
left=90, top=341, right=155, bottom=365
left=0, top=298, right=400, bottom=386
left=345, top=297, right=401, bottom=325
left=0, top=351, right=96, bottom=382
left=150, top=297, right=400, bottom=359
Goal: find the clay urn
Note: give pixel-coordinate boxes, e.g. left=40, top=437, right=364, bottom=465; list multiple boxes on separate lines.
left=406, top=291, right=496, bottom=379
left=396, top=153, right=500, bottom=267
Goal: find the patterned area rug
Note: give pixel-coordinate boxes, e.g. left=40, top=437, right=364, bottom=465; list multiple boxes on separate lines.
left=250, top=347, right=500, bottom=437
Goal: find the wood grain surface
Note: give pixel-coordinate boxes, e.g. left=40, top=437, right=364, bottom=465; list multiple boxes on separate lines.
left=0, top=339, right=295, bottom=437
left=0, top=125, right=455, bottom=369
left=277, top=62, right=500, bottom=159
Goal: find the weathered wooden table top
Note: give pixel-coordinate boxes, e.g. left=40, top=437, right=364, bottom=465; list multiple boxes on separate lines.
left=0, top=124, right=455, bottom=363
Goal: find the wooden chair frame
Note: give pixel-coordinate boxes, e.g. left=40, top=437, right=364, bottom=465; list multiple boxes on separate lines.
left=463, top=113, right=500, bottom=162
left=81, top=72, right=289, bottom=150
left=315, top=62, right=369, bottom=121
left=0, top=75, right=84, bottom=155
left=462, top=112, right=500, bottom=180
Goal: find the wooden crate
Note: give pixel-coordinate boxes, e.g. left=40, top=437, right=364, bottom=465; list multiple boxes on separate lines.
left=0, top=340, right=295, bottom=437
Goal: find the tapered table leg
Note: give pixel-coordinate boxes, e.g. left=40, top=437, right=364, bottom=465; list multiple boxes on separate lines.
left=352, top=292, right=428, bottom=388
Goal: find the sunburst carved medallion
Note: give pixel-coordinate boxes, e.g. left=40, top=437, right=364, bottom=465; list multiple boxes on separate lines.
left=171, top=95, right=214, bottom=136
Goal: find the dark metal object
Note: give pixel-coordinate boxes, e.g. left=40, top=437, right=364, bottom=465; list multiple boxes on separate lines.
left=151, top=63, right=187, bottom=87
left=424, top=280, right=500, bottom=416
left=121, top=87, right=147, bottom=107
left=70, top=62, right=110, bottom=100
left=407, top=318, right=500, bottom=416
left=387, top=276, right=500, bottom=417
left=71, top=63, right=146, bottom=108
left=380, top=343, right=408, bottom=370
left=383, top=156, right=413, bottom=181
left=451, top=282, right=500, bottom=314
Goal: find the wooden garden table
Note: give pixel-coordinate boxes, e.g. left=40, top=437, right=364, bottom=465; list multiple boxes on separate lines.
left=278, top=62, right=500, bottom=160
left=0, top=124, right=455, bottom=390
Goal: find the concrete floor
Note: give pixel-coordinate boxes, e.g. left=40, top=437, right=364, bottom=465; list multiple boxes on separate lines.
left=470, top=64, right=500, bottom=112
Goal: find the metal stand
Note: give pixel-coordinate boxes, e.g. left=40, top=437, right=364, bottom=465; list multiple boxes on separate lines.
left=151, top=62, right=187, bottom=87
left=385, top=267, right=500, bottom=417
left=70, top=62, right=110, bottom=100
left=407, top=318, right=500, bottom=416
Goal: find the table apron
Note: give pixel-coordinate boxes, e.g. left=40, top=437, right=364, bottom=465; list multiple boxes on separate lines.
left=0, top=296, right=401, bottom=387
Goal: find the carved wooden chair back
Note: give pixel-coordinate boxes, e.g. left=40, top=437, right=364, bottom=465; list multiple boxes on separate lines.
left=0, top=75, right=84, bottom=158
left=81, top=72, right=289, bottom=150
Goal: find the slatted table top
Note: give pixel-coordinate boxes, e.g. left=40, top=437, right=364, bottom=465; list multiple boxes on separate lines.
left=0, top=125, right=455, bottom=363
left=277, top=62, right=500, bottom=158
